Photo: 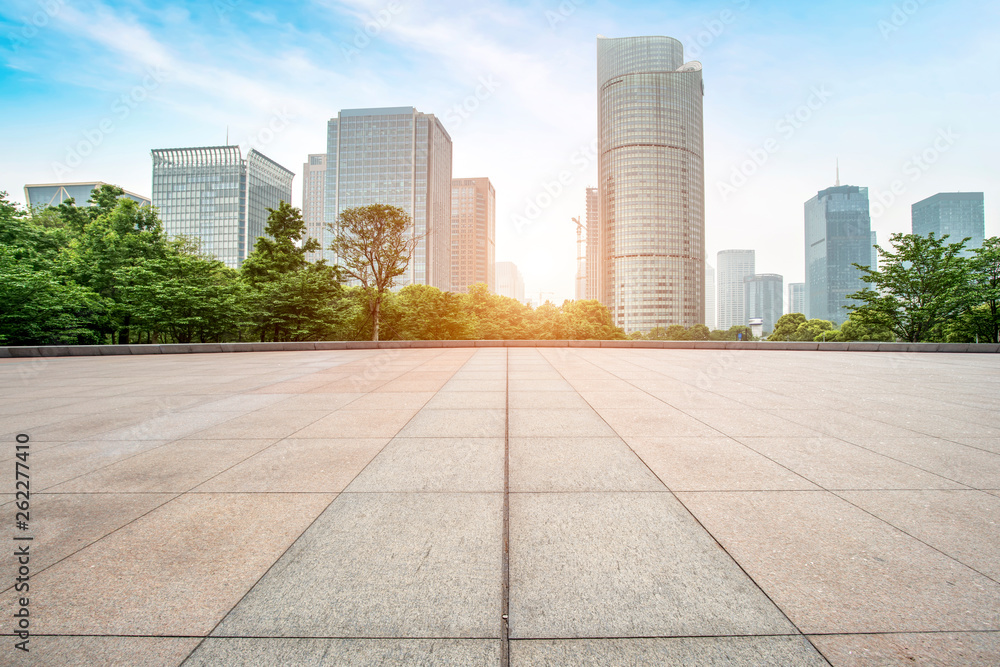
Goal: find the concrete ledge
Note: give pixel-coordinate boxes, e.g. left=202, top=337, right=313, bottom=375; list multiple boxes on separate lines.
left=98, top=345, right=133, bottom=355
left=4, top=340, right=999, bottom=358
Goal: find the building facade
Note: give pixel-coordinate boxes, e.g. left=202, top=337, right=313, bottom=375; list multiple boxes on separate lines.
left=716, top=249, right=755, bottom=331
left=151, top=145, right=294, bottom=268
left=597, top=35, right=705, bottom=333
left=912, top=192, right=985, bottom=256
left=787, top=282, right=805, bottom=315
left=804, top=185, right=871, bottom=325
left=301, top=154, right=327, bottom=262
left=326, top=107, right=452, bottom=290
left=745, top=273, right=783, bottom=335
left=451, top=178, right=495, bottom=293
left=25, top=182, right=150, bottom=209
left=585, top=186, right=601, bottom=301
left=705, top=263, right=716, bottom=330
left=496, top=261, right=525, bottom=304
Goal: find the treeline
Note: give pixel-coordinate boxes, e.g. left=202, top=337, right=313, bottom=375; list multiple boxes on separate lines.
left=0, top=187, right=625, bottom=345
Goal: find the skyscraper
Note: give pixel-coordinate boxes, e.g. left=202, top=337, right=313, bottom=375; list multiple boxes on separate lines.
left=870, top=230, right=878, bottom=271
left=585, top=186, right=600, bottom=301
left=301, top=154, right=326, bottom=262
left=787, top=282, right=805, bottom=315
left=496, top=261, right=525, bottom=303
left=804, top=185, right=871, bottom=325
left=716, top=250, right=755, bottom=330
left=597, top=36, right=705, bottom=333
left=912, top=192, right=985, bottom=256
left=151, top=146, right=294, bottom=268
left=25, top=182, right=150, bottom=209
left=745, top=274, right=783, bottom=335
left=705, top=263, right=716, bottom=330
left=451, top=177, right=495, bottom=293
left=326, top=107, right=452, bottom=290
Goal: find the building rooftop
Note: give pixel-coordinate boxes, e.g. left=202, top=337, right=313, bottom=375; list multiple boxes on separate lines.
left=2, top=347, right=998, bottom=664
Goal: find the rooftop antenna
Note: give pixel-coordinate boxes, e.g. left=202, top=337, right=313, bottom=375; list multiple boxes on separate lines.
left=835, top=158, right=841, bottom=187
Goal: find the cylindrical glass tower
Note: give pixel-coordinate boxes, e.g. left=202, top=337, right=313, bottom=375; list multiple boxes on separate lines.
left=597, top=36, right=705, bottom=332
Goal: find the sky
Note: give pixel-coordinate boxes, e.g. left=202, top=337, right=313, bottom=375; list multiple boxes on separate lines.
left=1, top=0, right=998, bottom=305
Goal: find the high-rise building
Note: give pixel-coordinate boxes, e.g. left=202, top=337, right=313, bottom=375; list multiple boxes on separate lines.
left=705, top=263, right=716, bottom=330
left=585, top=186, right=600, bottom=301
left=25, top=182, right=150, bottom=209
left=804, top=185, right=871, bottom=325
left=787, top=282, right=805, bottom=315
left=151, top=146, right=294, bottom=268
left=597, top=35, right=705, bottom=333
left=496, top=261, right=525, bottom=304
left=451, top=177, right=495, bottom=293
left=716, top=250, right=755, bottom=331
left=745, top=274, right=783, bottom=335
left=326, top=106, right=452, bottom=290
left=301, top=154, right=326, bottom=262
left=912, top=192, right=985, bottom=256
left=870, top=230, right=878, bottom=271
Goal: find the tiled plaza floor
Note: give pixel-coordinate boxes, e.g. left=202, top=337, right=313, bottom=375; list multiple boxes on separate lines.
left=1, top=347, right=999, bottom=666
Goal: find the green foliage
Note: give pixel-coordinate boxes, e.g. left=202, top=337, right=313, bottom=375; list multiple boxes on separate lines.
left=768, top=313, right=806, bottom=341
left=827, top=312, right=894, bottom=342
left=645, top=323, right=711, bottom=341
left=331, top=204, right=415, bottom=341
left=767, top=314, right=836, bottom=341
left=848, top=232, right=971, bottom=342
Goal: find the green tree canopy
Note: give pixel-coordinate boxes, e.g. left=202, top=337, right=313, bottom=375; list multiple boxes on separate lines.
left=848, top=232, right=970, bottom=342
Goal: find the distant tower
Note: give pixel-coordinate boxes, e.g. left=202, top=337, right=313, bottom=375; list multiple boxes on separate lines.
left=326, top=107, right=452, bottom=289
left=451, top=177, right=496, bottom=293
left=302, top=154, right=327, bottom=262
left=787, top=282, right=805, bottom=315
left=705, top=263, right=716, bottom=330
left=745, top=274, right=784, bottom=335
left=151, top=146, right=293, bottom=268
left=496, top=261, right=525, bottom=303
left=584, top=186, right=600, bottom=301
left=804, top=183, right=871, bottom=325
left=597, top=35, right=705, bottom=332
left=717, top=250, right=755, bottom=330
left=912, top=192, right=985, bottom=257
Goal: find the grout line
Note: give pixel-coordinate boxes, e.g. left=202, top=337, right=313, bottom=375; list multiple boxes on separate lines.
left=501, top=347, right=511, bottom=667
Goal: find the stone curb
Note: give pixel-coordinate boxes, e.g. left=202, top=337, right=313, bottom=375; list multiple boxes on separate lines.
left=2, top=341, right=998, bottom=358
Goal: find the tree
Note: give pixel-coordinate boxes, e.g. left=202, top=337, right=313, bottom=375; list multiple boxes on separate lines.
left=769, top=313, right=806, bottom=341
left=966, top=237, right=1000, bottom=343
left=330, top=204, right=417, bottom=342
left=828, top=312, right=894, bottom=342
left=243, top=202, right=345, bottom=342
left=848, top=233, right=971, bottom=342
left=383, top=285, right=475, bottom=340
left=463, top=283, right=530, bottom=339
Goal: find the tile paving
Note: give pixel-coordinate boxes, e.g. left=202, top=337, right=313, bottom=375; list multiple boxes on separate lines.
left=1, top=347, right=998, bottom=665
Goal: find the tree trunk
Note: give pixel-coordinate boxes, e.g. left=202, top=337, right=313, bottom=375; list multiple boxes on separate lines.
left=372, top=296, right=380, bottom=342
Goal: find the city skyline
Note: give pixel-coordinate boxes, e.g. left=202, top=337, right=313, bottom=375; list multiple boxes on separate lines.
left=2, top=0, right=998, bottom=304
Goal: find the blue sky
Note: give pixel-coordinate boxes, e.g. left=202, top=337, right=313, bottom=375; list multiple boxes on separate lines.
left=2, top=0, right=998, bottom=304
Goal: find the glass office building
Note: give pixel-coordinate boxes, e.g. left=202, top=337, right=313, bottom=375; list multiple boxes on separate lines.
left=24, top=182, right=150, bottom=209
left=451, top=177, right=496, bottom=293
left=151, top=146, right=293, bottom=268
left=302, top=154, right=327, bottom=263
left=745, top=273, right=783, bottom=335
left=716, top=249, right=755, bottom=331
left=787, top=282, right=805, bottom=315
left=804, top=185, right=871, bottom=325
left=585, top=186, right=601, bottom=301
left=597, top=35, right=705, bottom=332
left=912, top=192, right=985, bottom=257
left=326, top=107, right=452, bottom=291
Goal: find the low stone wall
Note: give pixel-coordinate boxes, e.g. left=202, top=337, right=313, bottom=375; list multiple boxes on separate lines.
left=1, top=340, right=998, bottom=358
